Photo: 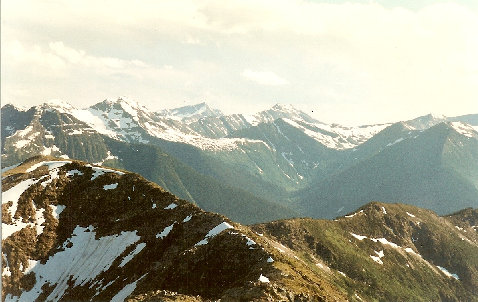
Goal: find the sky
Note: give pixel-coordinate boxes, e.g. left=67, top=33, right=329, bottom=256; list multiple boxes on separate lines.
left=2, top=0, right=478, bottom=125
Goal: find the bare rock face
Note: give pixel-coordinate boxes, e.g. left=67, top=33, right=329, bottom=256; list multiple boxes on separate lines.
left=1, top=156, right=345, bottom=302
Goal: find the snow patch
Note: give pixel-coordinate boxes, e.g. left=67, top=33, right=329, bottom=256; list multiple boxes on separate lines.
left=437, top=266, right=459, bottom=280
left=12, top=126, right=40, bottom=149
left=1, top=175, right=53, bottom=239
left=345, top=210, right=363, bottom=218
left=156, top=223, right=175, bottom=239
left=90, top=166, right=124, bottom=180
left=386, top=137, right=404, bottom=147
left=282, top=118, right=389, bottom=150
left=370, top=250, right=384, bottom=265
left=350, top=233, right=367, bottom=241
left=41, top=145, right=60, bottom=156
left=50, top=205, right=66, bottom=220
left=405, top=247, right=422, bottom=258
left=258, top=274, right=270, bottom=283
left=10, top=226, right=141, bottom=301
left=243, top=235, right=256, bottom=249
left=66, top=169, right=83, bottom=177
left=26, top=160, right=71, bottom=173
left=71, top=108, right=120, bottom=138
left=370, top=237, right=399, bottom=248
left=267, top=257, right=274, bottom=263
left=3, top=267, right=12, bottom=277
left=119, top=243, right=146, bottom=267
left=110, top=274, right=147, bottom=302
left=381, top=207, right=387, bottom=214
left=182, top=215, right=192, bottom=223
left=406, top=212, right=416, bottom=218
left=164, top=203, right=177, bottom=210
left=1, top=177, right=53, bottom=239
left=195, top=222, right=233, bottom=246
left=103, top=183, right=118, bottom=190
left=23, top=260, right=38, bottom=274
left=40, top=167, right=62, bottom=187
left=451, top=122, right=476, bottom=138
left=33, top=206, right=46, bottom=235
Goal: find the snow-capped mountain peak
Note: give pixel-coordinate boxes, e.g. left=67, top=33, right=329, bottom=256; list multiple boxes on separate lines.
left=254, top=103, right=319, bottom=125
left=404, top=113, right=447, bottom=130
left=2, top=103, right=28, bottom=111
left=66, top=97, right=157, bottom=143
left=158, top=102, right=223, bottom=121
left=41, top=99, right=76, bottom=113
left=93, top=97, right=151, bottom=116
left=271, top=103, right=298, bottom=112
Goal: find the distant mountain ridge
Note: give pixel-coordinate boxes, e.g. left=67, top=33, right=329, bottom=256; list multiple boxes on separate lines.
left=296, top=121, right=478, bottom=218
left=2, top=98, right=477, bottom=221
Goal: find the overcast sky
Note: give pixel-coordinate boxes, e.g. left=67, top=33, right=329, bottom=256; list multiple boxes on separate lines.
left=2, top=0, right=478, bottom=125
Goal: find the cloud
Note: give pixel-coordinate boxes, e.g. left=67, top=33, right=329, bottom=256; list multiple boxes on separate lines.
left=1, top=40, right=195, bottom=105
left=2, top=0, right=478, bottom=124
left=241, top=69, right=288, bottom=86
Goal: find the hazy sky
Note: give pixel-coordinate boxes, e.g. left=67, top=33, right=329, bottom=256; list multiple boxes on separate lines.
left=2, top=0, right=478, bottom=125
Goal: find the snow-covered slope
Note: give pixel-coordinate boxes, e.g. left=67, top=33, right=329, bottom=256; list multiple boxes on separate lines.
left=403, top=113, right=448, bottom=130
left=450, top=121, right=478, bottom=138
left=281, top=118, right=389, bottom=150
left=69, top=98, right=267, bottom=151
left=172, top=102, right=390, bottom=150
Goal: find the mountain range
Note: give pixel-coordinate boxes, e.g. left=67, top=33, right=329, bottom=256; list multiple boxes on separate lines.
left=2, top=157, right=478, bottom=301
left=2, top=98, right=478, bottom=223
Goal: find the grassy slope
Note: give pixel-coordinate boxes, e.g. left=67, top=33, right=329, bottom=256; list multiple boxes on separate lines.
left=253, top=202, right=478, bottom=301
left=105, top=139, right=298, bottom=224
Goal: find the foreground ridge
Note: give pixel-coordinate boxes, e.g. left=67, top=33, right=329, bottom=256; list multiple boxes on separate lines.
left=1, top=156, right=344, bottom=301
left=2, top=156, right=478, bottom=301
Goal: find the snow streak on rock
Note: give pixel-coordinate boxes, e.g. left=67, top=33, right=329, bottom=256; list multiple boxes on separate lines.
left=7, top=226, right=141, bottom=302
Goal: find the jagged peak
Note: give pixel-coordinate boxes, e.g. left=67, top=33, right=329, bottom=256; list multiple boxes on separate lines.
left=424, top=113, right=447, bottom=120
left=256, top=103, right=320, bottom=125
left=270, top=103, right=300, bottom=112
left=411, top=113, right=447, bottom=122
left=1, top=103, right=28, bottom=111
left=90, top=97, right=152, bottom=117
left=98, top=97, right=142, bottom=108
left=403, top=113, right=448, bottom=131
left=41, top=99, right=76, bottom=112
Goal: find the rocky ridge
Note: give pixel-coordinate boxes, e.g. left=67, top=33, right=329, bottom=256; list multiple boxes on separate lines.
left=1, top=156, right=345, bottom=301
